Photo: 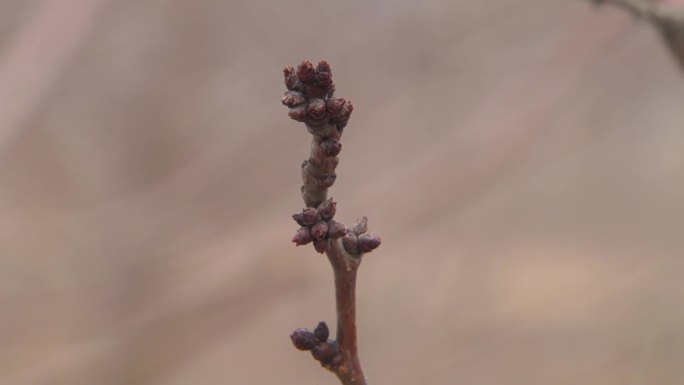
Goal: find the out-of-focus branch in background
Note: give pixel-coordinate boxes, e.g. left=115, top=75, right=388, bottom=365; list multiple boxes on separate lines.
left=592, top=0, right=684, bottom=69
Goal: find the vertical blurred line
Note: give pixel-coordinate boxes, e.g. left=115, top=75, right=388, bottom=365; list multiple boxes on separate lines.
left=0, top=0, right=110, bottom=154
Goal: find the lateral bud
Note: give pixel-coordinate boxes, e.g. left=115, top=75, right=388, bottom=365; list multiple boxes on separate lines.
left=292, top=227, right=312, bottom=246
left=317, top=198, right=337, bottom=221
left=290, top=328, right=317, bottom=351
left=313, top=238, right=328, bottom=254
left=342, top=233, right=358, bottom=254
left=326, top=220, right=347, bottom=239
left=311, top=221, right=329, bottom=239
left=357, top=233, right=382, bottom=253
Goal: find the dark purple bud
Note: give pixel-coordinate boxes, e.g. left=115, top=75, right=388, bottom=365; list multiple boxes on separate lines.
left=292, top=227, right=313, bottom=246
left=326, top=97, right=346, bottom=116
left=301, top=207, right=321, bottom=225
left=351, top=216, right=368, bottom=235
left=317, top=198, right=336, bottom=221
left=282, top=91, right=306, bottom=107
left=290, top=328, right=317, bottom=351
left=296, top=60, right=316, bottom=83
left=307, top=98, right=326, bottom=120
left=288, top=105, right=307, bottom=122
left=357, top=233, right=382, bottom=253
left=292, top=212, right=306, bottom=226
left=313, top=238, right=328, bottom=254
left=320, top=138, right=342, bottom=156
left=314, top=321, right=329, bottom=342
left=311, top=221, right=329, bottom=239
left=327, top=220, right=347, bottom=239
left=312, top=341, right=338, bottom=364
left=342, top=233, right=358, bottom=254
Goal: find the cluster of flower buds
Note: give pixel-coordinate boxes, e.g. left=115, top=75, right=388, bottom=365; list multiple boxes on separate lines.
left=290, top=321, right=341, bottom=368
left=282, top=60, right=354, bottom=130
left=292, top=198, right=347, bottom=254
left=341, top=216, right=381, bottom=255
left=291, top=198, right=381, bottom=256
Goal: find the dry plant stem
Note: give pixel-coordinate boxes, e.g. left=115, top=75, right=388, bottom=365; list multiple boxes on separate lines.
left=591, top=0, right=684, bottom=69
left=283, top=60, right=380, bottom=385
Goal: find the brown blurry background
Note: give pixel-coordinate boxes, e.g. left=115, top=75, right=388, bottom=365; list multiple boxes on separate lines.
left=1, top=1, right=683, bottom=384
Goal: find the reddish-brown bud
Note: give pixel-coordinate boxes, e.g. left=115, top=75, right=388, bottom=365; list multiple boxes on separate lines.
left=314, top=321, right=329, bottom=342
left=301, top=207, right=320, bottom=225
left=357, top=233, right=382, bottom=253
left=311, top=221, right=329, bottom=239
left=288, top=105, right=307, bottom=122
left=307, top=98, right=326, bottom=120
left=333, top=100, right=353, bottom=129
left=326, top=97, right=346, bottom=116
left=316, top=60, right=331, bottom=74
left=315, top=61, right=333, bottom=88
left=313, top=238, right=328, bottom=254
left=320, top=138, right=342, bottom=156
left=282, top=91, right=305, bottom=107
left=327, top=220, right=347, bottom=239
left=297, top=60, right=316, bottom=83
left=290, top=329, right=317, bottom=351
left=351, top=216, right=368, bottom=235
left=292, top=227, right=313, bottom=246
left=317, top=198, right=336, bottom=221
left=342, top=233, right=358, bottom=254
left=283, top=66, right=297, bottom=90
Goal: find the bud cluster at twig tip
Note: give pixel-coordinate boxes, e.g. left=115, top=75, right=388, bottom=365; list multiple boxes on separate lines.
left=282, top=59, right=351, bottom=131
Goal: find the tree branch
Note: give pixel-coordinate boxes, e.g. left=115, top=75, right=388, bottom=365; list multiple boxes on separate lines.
left=283, top=60, right=381, bottom=385
left=591, top=0, right=684, bottom=70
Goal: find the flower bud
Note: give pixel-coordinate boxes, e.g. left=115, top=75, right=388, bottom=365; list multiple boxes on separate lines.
left=312, top=341, right=338, bottom=364
left=281, top=91, right=306, bottom=107
left=320, top=138, right=342, bottom=156
left=326, top=97, right=346, bottom=116
left=314, top=321, right=329, bottom=342
left=342, top=233, right=358, bottom=254
left=288, top=105, right=307, bottom=122
left=317, top=198, right=336, bottom=221
left=283, top=66, right=297, bottom=90
left=326, top=220, right=347, bottom=239
left=313, top=238, right=328, bottom=254
left=311, top=221, right=329, bottom=239
left=301, top=207, right=321, bottom=225
left=290, top=328, right=317, bottom=351
left=351, top=216, right=368, bottom=235
left=296, top=60, right=316, bottom=83
left=292, top=212, right=306, bottom=226
left=315, top=61, right=333, bottom=88
left=357, top=233, right=382, bottom=253
left=292, top=227, right=312, bottom=246
left=307, top=98, right=327, bottom=120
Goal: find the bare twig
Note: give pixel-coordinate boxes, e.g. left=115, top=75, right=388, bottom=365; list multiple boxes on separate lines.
left=591, top=0, right=684, bottom=69
left=283, top=60, right=381, bottom=385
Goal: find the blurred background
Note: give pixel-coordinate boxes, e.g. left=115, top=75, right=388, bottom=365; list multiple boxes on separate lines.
left=1, top=1, right=683, bottom=384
